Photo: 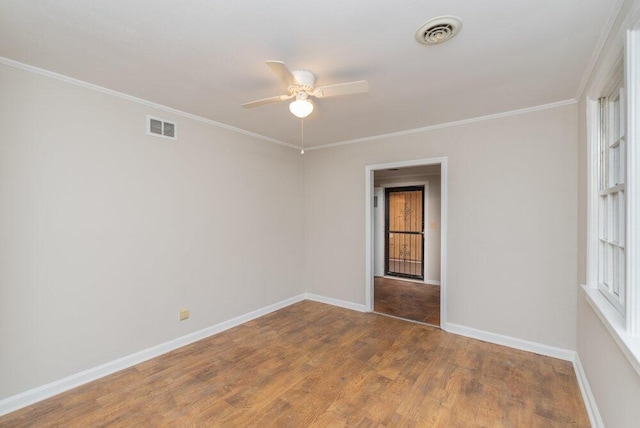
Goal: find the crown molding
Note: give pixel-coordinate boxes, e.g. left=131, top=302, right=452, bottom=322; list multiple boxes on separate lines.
left=2, top=56, right=578, bottom=153
left=575, top=0, right=626, bottom=101
left=0, top=56, right=297, bottom=150
left=306, top=99, right=577, bottom=152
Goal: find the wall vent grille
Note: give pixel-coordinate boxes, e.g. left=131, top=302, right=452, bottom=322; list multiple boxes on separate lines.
left=147, top=115, right=177, bottom=140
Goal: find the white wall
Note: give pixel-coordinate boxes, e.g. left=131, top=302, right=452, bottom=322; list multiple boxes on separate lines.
left=305, top=104, right=578, bottom=350
left=577, top=293, right=640, bottom=426
left=576, top=1, right=640, bottom=425
left=0, top=63, right=305, bottom=400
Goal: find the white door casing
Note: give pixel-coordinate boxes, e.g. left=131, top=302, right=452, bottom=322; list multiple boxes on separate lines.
left=373, top=187, right=385, bottom=277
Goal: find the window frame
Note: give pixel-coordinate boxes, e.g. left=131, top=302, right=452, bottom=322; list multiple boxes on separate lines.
left=596, top=75, right=626, bottom=314
left=585, top=29, right=640, bottom=375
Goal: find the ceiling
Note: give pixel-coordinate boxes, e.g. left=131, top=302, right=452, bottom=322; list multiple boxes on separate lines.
left=0, top=1, right=617, bottom=149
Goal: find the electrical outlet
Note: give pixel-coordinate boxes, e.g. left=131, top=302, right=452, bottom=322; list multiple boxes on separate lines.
left=179, top=308, right=189, bottom=321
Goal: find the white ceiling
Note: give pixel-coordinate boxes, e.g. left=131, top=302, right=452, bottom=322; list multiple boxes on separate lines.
left=0, top=0, right=617, bottom=148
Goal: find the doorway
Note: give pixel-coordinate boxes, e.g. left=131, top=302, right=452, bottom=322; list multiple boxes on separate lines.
left=385, top=186, right=425, bottom=280
left=365, top=158, right=447, bottom=328
left=374, top=276, right=440, bottom=324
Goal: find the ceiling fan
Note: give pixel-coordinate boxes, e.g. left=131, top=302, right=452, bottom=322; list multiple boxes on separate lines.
left=242, top=61, right=369, bottom=118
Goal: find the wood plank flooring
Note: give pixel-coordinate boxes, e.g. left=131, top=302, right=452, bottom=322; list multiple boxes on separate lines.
left=0, top=301, right=589, bottom=427
left=375, top=276, right=440, bottom=325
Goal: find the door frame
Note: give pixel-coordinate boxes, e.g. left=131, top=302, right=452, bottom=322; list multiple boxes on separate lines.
left=365, top=157, right=448, bottom=327
left=373, top=187, right=385, bottom=277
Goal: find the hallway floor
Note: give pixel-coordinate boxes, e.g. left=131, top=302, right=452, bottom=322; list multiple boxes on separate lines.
left=374, top=276, right=440, bottom=326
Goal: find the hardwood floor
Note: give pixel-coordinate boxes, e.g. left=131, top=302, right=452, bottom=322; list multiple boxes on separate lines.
left=375, top=276, right=440, bottom=326
left=0, top=301, right=589, bottom=427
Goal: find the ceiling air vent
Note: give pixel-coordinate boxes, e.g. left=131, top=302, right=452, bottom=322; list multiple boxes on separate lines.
left=415, top=16, right=462, bottom=45
left=147, top=115, right=177, bottom=140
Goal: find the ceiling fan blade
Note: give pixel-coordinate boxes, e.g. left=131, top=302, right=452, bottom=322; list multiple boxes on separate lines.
left=266, top=61, right=296, bottom=87
left=241, top=94, right=291, bottom=109
left=314, top=80, right=369, bottom=98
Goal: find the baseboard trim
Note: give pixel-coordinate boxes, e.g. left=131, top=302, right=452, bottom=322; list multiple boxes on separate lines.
left=304, top=293, right=367, bottom=312
left=424, top=280, right=441, bottom=286
left=443, top=322, right=575, bottom=361
left=0, top=294, right=306, bottom=417
left=573, top=353, right=604, bottom=428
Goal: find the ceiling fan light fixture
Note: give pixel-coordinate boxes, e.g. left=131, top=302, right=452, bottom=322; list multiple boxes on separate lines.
left=289, top=93, right=314, bottom=118
left=242, top=61, right=369, bottom=117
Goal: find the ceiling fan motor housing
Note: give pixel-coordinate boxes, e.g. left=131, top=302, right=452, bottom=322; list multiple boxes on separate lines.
left=289, top=70, right=316, bottom=94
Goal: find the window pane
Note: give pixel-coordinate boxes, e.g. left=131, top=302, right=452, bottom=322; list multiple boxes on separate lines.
left=619, top=190, right=625, bottom=247
left=612, top=192, right=619, bottom=243
left=613, top=145, right=621, bottom=185
left=599, top=98, right=607, bottom=191
left=599, top=195, right=606, bottom=240
left=599, top=240, right=605, bottom=285
left=618, top=87, right=625, bottom=138
left=618, top=247, right=625, bottom=303
left=609, top=145, right=615, bottom=187
left=612, top=246, right=618, bottom=296
left=611, top=98, right=620, bottom=142
left=607, top=193, right=614, bottom=242
left=607, top=244, right=614, bottom=292
left=620, top=139, right=626, bottom=185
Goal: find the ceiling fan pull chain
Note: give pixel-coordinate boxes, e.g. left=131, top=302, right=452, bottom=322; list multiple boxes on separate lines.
left=300, top=119, right=305, bottom=155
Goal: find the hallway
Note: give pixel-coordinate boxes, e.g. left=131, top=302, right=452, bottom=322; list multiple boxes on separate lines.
left=374, top=276, right=440, bottom=326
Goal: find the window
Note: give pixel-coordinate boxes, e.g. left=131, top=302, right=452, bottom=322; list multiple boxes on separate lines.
left=585, top=29, right=640, bottom=374
left=597, top=77, right=626, bottom=314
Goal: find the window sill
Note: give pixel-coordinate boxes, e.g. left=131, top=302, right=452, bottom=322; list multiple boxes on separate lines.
left=582, top=284, right=640, bottom=376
